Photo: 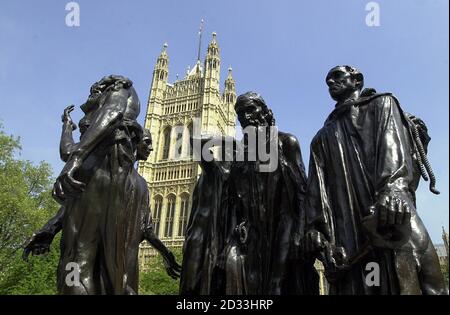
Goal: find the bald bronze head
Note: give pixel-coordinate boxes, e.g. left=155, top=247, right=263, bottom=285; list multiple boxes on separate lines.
left=326, top=65, right=364, bottom=103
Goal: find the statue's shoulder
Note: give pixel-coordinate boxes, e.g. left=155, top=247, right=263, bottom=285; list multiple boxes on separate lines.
left=278, top=131, right=300, bottom=149
left=310, top=128, right=326, bottom=149
left=359, top=88, right=400, bottom=107
left=358, top=88, right=392, bottom=103
left=370, top=93, right=398, bottom=105
left=357, top=89, right=405, bottom=116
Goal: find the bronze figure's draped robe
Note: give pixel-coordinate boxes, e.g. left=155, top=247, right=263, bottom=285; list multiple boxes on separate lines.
left=225, top=132, right=318, bottom=295
left=123, top=167, right=152, bottom=294
left=180, top=139, right=232, bottom=295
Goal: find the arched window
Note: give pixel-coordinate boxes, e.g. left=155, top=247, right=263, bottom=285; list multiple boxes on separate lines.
left=178, top=195, right=190, bottom=236
left=153, top=196, right=163, bottom=237
left=162, top=127, right=171, bottom=160
left=187, top=123, right=193, bottom=157
left=164, top=195, right=176, bottom=238
left=173, top=125, right=183, bottom=158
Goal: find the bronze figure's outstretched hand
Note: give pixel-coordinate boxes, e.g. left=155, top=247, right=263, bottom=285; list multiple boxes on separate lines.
left=61, top=104, right=77, bottom=130
left=162, top=251, right=182, bottom=280
left=143, top=225, right=182, bottom=280
left=23, top=229, right=55, bottom=261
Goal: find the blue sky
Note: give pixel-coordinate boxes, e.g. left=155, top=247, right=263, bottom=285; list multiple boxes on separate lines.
left=0, top=0, right=448, bottom=243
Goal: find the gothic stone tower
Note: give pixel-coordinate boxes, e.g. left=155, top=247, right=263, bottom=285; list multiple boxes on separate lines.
left=138, top=33, right=236, bottom=261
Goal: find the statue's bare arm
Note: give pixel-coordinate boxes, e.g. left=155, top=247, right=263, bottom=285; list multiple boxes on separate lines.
left=59, top=105, right=77, bottom=162
left=53, top=89, right=129, bottom=202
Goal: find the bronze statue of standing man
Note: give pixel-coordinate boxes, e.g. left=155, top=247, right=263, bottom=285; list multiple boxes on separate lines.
left=303, top=66, right=447, bottom=295
left=223, top=92, right=318, bottom=295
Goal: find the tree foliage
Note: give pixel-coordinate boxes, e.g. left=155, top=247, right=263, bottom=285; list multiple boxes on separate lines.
left=0, top=123, right=60, bottom=294
left=0, top=236, right=60, bottom=294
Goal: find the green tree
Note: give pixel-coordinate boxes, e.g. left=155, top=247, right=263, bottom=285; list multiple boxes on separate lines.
left=0, top=122, right=60, bottom=294
left=0, top=236, right=60, bottom=294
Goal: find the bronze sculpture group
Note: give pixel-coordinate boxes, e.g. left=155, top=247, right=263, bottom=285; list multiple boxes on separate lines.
left=23, top=67, right=448, bottom=295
